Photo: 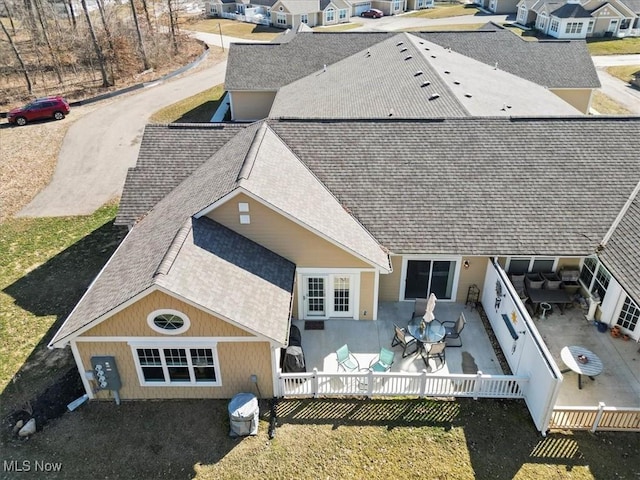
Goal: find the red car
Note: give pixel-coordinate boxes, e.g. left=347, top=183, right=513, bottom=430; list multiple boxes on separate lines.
left=7, top=96, right=70, bottom=126
left=361, top=8, right=384, bottom=17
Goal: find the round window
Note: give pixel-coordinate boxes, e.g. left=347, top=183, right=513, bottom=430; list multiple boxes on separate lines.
left=147, top=309, right=190, bottom=335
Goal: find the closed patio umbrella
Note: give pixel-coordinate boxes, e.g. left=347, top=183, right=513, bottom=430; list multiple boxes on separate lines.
left=421, top=293, right=437, bottom=329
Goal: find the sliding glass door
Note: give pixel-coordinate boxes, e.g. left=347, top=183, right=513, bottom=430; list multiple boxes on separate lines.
left=404, top=259, right=457, bottom=300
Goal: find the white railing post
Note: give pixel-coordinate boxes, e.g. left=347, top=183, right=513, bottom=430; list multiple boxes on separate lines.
left=419, top=369, right=428, bottom=398
left=473, top=371, right=483, bottom=400
left=312, top=368, right=319, bottom=398
left=591, top=402, right=606, bottom=433
left=367, top=370, right=374, bottom=397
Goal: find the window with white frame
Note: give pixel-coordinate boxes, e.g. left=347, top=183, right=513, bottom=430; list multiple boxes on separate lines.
left=617, top=296, right=639, bottom=332
left=506, top=257, right=556, bottom=274
left=301, top=273, right=356, bottom=318
left=394, top=0, right=401, bottom=10
left=579, top=257, right=610, bottom=301
left=301, top=13, right=308, bottom=23
left=587, top=20, right=594, bottom=33
left=134, top=346, right=219, bottom=385
left=147, top=309, right=190, bottom=335
left=565, top=22, right=583, bottom=34
left=277, top=12, right=286, bottom=24
left=326, top=8, right=334, bottom=21
left=550, top=19, right=559, bottom=32
left=518, top=6, right=526, bottom=23
left=339, top=8, right=347, bottom=19
left=536, top=13, right=548, bottom=30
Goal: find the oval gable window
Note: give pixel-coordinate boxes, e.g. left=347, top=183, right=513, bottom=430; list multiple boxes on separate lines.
left=147, top=309, right=190, bottom=335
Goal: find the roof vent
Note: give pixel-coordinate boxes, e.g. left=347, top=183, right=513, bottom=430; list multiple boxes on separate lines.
left=501, top=104, right=513, bottom=111
left=453, top=81, right=460, bottom=85
left=464, top=93, right=472, bottom=98
left=419, top=41, right=424, bottom=44
left=421, top=81, right=431, bottom=88
left=397, top=41, right=404, bottom=46
left=444, top=70, right=450, bottom=74
left=388, top=108, right=394, bottom=117
left=404, top=55, right=413, bottom=60
left=429, top=93, right=440, bottom=100
left=494, top=62, right=498, bottom=70
left=431, top=55, right=436, bottom=58
left=414, top=71, right=423, bottom=76
left=400, top=47, right=408, bottom=52
left=323, top=64, right=327, bottom=72
left=447, top=47, right=452, bottom=52
left=425, top=47, right=430, bottom=50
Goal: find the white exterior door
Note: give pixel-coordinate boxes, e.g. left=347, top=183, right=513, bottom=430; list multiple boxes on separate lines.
left=303, top=276, right=326, bottom=316
left=302, top=274, right=355, bottom=318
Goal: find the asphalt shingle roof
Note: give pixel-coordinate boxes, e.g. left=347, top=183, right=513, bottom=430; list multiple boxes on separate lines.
left=269, top=117, right=640, bottom=255
left=116, top=123, right=247, bottom=227
left=598, top=191, right=640, bottom=305
left=415, top=25, right=600, bottom=89
left=551, top=2, right=592, bottom=17
left=269, top=32, right=580, bottom=119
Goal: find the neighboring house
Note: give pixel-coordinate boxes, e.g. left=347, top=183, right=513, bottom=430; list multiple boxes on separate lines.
left=515, top=0, right=640, bottom=37
left=270, top=0, right=352, bottom=29
left=50, top=116, right=640, bottom=402
left=406, top=0, right=434, bottom=11
left=370, top=0, right=408, bottom=16
left=205, top=0, right=276, bottom=25
left=225, top=26, right=599, bottom=121
left=475, top=0, right=520, bottom=14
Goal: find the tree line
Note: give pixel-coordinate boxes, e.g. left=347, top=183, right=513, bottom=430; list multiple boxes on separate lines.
left=0, top=0, right=195, bottom=101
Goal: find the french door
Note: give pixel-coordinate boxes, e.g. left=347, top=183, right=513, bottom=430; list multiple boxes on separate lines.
left=404, top=259, right=456, bottom=300
left=303, top=275, right=354, bottom=318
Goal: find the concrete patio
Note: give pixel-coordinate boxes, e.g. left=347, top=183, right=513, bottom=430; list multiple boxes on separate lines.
left=290, top=301, right=640, bottom=409
left=291, top=301, right=504, bottom=379
left=534, top=306, right=640, bottom=408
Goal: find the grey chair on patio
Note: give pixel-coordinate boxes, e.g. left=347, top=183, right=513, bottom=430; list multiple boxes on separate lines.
left=421, top=341, right=446, bottom=371
left=369, top=347, right=395, bottom=373
left=336, top=344, right=359, bottom=373
left=391, top=324, right=418, bottom=358
left=411, top=298, right=428, bottom=320
left=442, top=312, right=466, bottom=347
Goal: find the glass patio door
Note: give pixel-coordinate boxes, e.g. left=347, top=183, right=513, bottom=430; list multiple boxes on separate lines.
left=303, top=276, right=326, bottom=317
left=404, top=260, right=456, bottom=300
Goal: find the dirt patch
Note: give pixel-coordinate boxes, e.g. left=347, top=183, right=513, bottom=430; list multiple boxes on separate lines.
left=477, top=305, right=512, bottom=375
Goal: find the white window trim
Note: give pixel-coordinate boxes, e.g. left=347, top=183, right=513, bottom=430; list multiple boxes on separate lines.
left=130, top=342, right=221, bottom=387
left=147, top=309, right=191, bottom=335
left=398, top=255, right=461, bottom=302
left=296, top=269, right=366, bottom=320
left=505, top=256, right=558, bottom=274
left=579, top=256, right=611, bottom=302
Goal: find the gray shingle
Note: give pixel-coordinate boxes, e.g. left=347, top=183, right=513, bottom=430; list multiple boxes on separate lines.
left=116, top=123, right=247, bottom=227
left=551, top=2, right=592, bottom=17
left=415, top=24, right=600, bottom=89
left=269, top=117, right=640, bottom=256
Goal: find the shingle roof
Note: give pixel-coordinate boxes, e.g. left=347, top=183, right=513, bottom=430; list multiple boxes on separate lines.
left=276, top=0, right=320, bottom=14
left=50, top=124, right=262, bottom=347
left=225, top=32, right=391, bottom=90
left=155, top=216, right=295, bottom=343
left=551, top=2, right=592, bottom=17
left=598, top=189, right=640, bottom=305
left=116, top=123, right=247, bottom=227
left=620, top=0, right=640, bottom=13
left=269, top=117, right=640, bottom=255
left=415, top=25, right=600, bottom=89
left=269, top=32, right=580, bottom=119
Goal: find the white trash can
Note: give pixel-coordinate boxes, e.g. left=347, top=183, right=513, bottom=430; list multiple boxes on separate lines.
left=228, top=393, right=259, bottom=437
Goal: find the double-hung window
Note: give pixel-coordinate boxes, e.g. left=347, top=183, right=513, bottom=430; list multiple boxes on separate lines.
left=133, top=346, right=220, bottom=386
left=277, top=13, right=286, bottom=24
left=326, top=8, right=335, bottom=21
left=339, top=9, right=347, bottom=19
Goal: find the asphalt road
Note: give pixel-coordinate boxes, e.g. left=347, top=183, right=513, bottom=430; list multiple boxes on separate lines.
left=16, top=25, right=640, bottom=217
left=18, top=57, right=228, bottom=217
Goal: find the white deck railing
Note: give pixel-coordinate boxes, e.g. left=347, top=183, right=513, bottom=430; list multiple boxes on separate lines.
left=550, top=403, right=640, bottom=432
left=278, top=368, right=528, bottom=400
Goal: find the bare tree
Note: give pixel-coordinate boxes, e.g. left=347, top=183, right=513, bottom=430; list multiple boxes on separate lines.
left=2, top=0, right=17, bottom=35
left=80, top=0, right=112, bottom=86
left=67, top=0, right=77, bottom=29
left=95, top=0, right=114, bottom=54
left=130, top=0, right=150, bottom=70
left=34, top=0, right=63, bottom=83
left=166, top=0, right=178, bottom=54
left=140, top=0, right=153, bottom=31
left=0, top=17, right=33, bottom=93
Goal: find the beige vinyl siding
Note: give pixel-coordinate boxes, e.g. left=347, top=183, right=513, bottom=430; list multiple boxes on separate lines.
left=550, top=88, right=592, bottom=114
left=455, top=256, right=488, bottom=303
left=360, top=271, right=376, bottom=320
left=230, top=91, right=277, bottom=121
left=556, top=258, right=581, bottom=270
left=76, top=340, right=274, bottom=399
left=379, top=255, right=403, bottom=301
left=208, top=193, right=371, bottom=268
left=83, top=290, right=251, bottom=338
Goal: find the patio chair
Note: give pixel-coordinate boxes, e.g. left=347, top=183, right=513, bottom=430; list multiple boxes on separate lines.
left=336, top=344, right=359, bottom=373
left=442, top=312, right=466, bottom=347
left=421, top=341, right=446, bottom=372
left=391, top=324, right=418, bottom=358
left=411, top=298, right=428, bottom=320
left=369, top=347, right=395, bottom=373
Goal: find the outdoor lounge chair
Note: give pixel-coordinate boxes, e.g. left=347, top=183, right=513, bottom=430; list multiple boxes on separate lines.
left=391, top=324, right=418, bottom=358
left=369, top=347, right=395, bottom=373
left=336, top=344, right=359, bottom=372
left=421, top=341, right=446, bottom=371
left=411, top=298, right=428, bottom=320
left=442, top=312, right=466, bottom=347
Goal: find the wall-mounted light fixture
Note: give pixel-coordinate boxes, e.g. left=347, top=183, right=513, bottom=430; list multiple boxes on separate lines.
left=463, top=260, right=470, bottom=269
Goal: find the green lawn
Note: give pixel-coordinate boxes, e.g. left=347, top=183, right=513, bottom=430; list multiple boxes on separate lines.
left=149, top=84, right=226, bottom=123
left=587, top=37, right=640, bottom=55
left=406, top=2, right=479, bottom=18
left=185, top=18, right=282, bottom=41
left=0, top=204, right=126, bottom=417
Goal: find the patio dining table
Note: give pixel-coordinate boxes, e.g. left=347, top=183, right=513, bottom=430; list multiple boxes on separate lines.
left=560, top=345, right=603, bottom=389
left=407, top=317, right=446, bottom=349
